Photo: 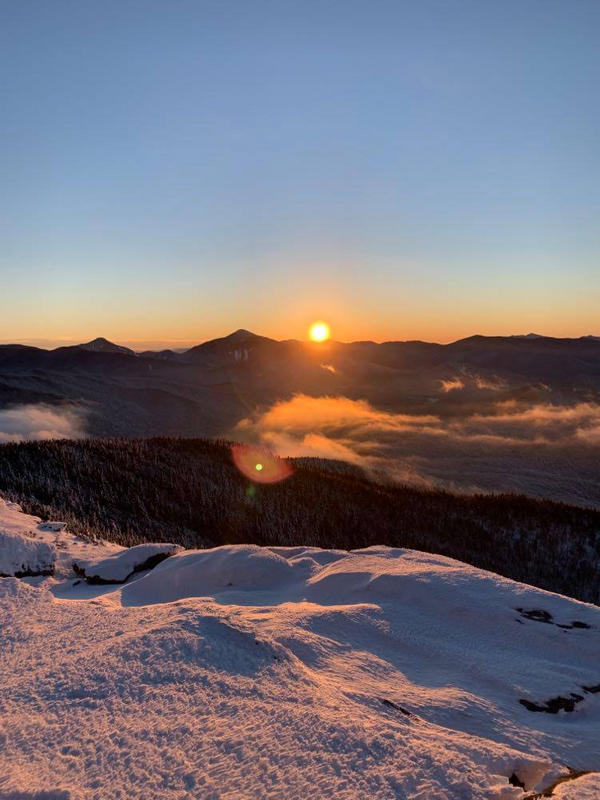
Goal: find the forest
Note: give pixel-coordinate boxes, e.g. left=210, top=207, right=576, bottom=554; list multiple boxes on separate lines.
left=0, top=436, right=598, bottom=603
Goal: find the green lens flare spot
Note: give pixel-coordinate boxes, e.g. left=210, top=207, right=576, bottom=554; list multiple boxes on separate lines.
left=255, top=463, right=263, bottom=471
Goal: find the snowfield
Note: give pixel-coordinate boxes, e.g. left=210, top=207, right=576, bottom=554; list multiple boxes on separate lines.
left=0, top=498, right=598, bottom=799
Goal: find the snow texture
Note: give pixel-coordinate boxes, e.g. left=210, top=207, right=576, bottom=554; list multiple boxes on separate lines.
left=0, top=529, right=55, bottom=577
left=73, top=543, right=183, bottom=583
left=553, top=772, right=600, bottom=797
left=0, top=499, right=599, bottom=799
left=0, top=500, right=56, bottom=577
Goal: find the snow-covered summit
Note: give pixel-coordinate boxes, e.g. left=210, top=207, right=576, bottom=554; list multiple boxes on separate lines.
left=0, top=498, right=598, bottom=798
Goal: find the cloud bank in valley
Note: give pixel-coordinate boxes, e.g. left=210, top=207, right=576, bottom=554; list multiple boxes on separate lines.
left=236, top=395, right=600, bottom=507
left=0, top=405, right=87, bottom=443
left=439, top=373, right=507, bottom=393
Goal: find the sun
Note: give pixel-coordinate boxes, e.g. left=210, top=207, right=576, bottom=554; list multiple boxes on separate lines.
left=309, top=321, right=331, bottom=342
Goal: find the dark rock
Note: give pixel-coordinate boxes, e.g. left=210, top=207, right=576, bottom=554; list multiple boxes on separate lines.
left=508, top=772, right=525, bottom=789
left=380, top=698, right=415, bottom=718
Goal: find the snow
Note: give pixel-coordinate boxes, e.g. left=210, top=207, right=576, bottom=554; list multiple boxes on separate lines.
left=0, top=529, right=56, bottom=577
left=0, top=497, right=49, bottom=536
left=1, top=499, right=599, bottom=799
left=0, top=498, right=56, bottom=577
left=553, top=772, right=600, bottom=798
left=73, top=543, right=183, bottom=583
left=0, top=498, right=123, bottom=585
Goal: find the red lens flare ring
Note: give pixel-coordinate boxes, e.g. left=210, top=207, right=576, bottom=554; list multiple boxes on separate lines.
left=231, top=444, right=293, bottom=484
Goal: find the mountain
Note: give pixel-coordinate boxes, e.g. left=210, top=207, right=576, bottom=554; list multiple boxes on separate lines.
left=3, top=330, right=600, bottom=387
left=78, top=336, right=136, bottom=356
left=138, top=349, right=180, bottom=360
left=1, top=495, right=598, bottom=798
left=511, top=332, right=546, bottom=339
left=1, top=331, right=599, bottom=506
left=182, top=329, right=281, bottom=365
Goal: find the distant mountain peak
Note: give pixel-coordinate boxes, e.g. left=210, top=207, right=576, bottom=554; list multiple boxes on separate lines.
left=224, top=329, right=260, bottom=343
left=181, top=328, right=276, bottom=362
left=79, top=337, right=135, bottom=356
left=511, top=333, right=545, bottom=339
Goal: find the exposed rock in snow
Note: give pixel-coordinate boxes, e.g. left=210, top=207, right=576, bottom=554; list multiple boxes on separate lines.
left=0, top=498, right=123, bottom=584
left=37, top=522, right=67, bottom=533
left=73, top=543, right=183, bottom=584
left=0, top=529, right=56, bottom=578
left=1, top=500, right=599, bottom=799
left=0, top=498, right=58, bottom=577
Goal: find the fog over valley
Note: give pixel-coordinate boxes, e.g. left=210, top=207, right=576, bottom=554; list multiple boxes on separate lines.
left=1, top=331, right=599, bottom=507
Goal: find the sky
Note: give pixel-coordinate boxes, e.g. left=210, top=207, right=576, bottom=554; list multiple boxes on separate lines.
left=1, top=0, right=599, bottom=349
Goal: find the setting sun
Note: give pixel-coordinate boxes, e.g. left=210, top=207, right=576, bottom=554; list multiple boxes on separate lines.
left=309, top=321, right=331, bottom=342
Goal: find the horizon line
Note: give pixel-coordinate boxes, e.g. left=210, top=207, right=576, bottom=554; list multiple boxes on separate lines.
left=1, top=330, right=599, bottom=353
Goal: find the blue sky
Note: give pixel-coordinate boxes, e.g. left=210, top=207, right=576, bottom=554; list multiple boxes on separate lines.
left=1, top=0, right=598, bottom=347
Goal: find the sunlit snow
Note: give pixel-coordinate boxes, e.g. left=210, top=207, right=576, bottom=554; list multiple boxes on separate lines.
left=0, top=498, right=598, bottom=798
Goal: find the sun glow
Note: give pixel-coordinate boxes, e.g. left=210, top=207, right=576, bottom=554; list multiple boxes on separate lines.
left=309, top=321, right=330, bottom=342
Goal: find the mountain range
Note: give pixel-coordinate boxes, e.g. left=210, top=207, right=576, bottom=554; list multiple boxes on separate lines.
left=1, top=330, right=600, bottom=507
left=1, top=330, right=599, bottom=436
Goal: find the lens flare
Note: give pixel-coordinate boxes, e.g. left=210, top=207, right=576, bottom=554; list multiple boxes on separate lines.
left=232, top=444, right=293, bottom=484
left=309, top=321, right=330, bottom=342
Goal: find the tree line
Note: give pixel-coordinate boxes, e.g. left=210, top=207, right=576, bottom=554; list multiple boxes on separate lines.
left=0, top=436, right=598, bottom=603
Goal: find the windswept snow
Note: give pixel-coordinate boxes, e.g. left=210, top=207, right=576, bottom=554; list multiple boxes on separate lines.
left=0, top=499, right=56, bottom=577
left=552, top=772, right=600, bottom=798
left=1, top=500, right=599, bottom=799
left=73, top=543, right=182, bottom=583
left=0, top=498, right=123, bottom=584
left=0, top=529, right=55, bottom=577
left=0, top=497, right=51, bottom=537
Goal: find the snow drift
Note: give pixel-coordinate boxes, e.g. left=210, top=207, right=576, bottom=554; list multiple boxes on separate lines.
left=73, top=542, right=182, bottom=584
left=0, top=529, right=55, bottom=578
left=0, top=498, right=57, bottom=577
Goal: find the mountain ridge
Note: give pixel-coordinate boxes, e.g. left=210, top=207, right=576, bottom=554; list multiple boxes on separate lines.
left=1, top=332, right=599, bottom=508
left=4, top=330, right=600, bottom=355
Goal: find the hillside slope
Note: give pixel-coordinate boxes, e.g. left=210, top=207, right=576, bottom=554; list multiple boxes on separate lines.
left=0, top=499, right=598, bottom=799
left=0, top=437, right=599, bottom=603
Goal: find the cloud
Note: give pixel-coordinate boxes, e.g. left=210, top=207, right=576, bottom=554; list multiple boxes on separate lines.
left=439, top=373, right=507, bottom=393
left=439, top=377, right=465, bottom=393
left=473, top=374, right=507, bottom=391
left=235, top=395, right=600, bottom=506
left=0, top=405, right=87, bottom=443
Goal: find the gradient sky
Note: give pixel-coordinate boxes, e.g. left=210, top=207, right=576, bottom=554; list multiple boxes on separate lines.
left=1, top=0, right=599, bottom=348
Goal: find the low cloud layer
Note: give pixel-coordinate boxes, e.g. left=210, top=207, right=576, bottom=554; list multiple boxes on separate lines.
left=439, top=373, right=507, bottom=393
left=236, top=395, right=600, bottom=506
left=0, top=405, right=87, bottom=443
